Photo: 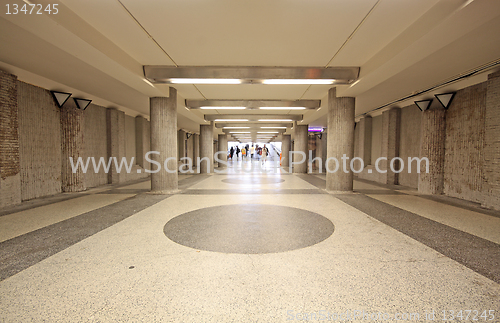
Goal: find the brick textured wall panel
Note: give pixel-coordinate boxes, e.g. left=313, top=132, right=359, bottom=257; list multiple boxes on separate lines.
left=0, top=70, right=21, bottom=207
left=18, top=81, right=62, bottom=200
left=106, top=108, right=126, bottom=184
left=61, top=99, right=85, bottom=192
left=443, top=82, right=487, bottom=203
left=83, top=104, right=107, bottom=188
left=419, top=108, right=446, bottom=195
left=483, top=72, right=500, bottom=210
left=399, top=104, right=422, bottom=188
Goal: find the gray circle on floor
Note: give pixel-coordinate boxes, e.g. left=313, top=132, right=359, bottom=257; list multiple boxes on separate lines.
left=222, top=178, right=285, bottom=184
left=163, top=204, right=334, bottom=254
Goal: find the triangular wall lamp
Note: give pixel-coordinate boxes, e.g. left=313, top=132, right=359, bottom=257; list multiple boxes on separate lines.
left=434, top=92, right=456, bottom=109
left=73, top=98, right=92, bottom=110
left=50, top=91, right=72, bottom=108
left=415, top=99, right=433, bottom=112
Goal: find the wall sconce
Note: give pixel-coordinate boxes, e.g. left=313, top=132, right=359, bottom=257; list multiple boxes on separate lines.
left=186, top=133, right=193, bottom=139
left=50, top=91, right=72, bottom=108
left=434, top=92, right=456, bottom=109
left=415, top=99, right=433, bottom=111
left=73, top=98, right=92, bottom=110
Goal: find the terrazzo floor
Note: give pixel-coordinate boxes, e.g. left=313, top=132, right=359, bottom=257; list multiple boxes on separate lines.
left=1, top=160, right=499, bottom=322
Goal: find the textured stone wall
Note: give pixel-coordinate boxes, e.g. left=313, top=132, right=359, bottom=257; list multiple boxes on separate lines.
left=0, top=70, right=21, bottom=207
left=135, top=116, right=150, bottom=170
left=83, top=104, right=107, bottom=188
left=60, top=99, right=85, bottom=192
left=18, top=81, right=62, bottom=199
left=443, top=83, right=487, bottom=202
left=106, top=108, right=125, bottom=184
left=418, top=108, right=446, bottom=194
left=124, top=115, right=136, bottom=163
left=399, top=104, right=422, bottom=188
left=482, top=72, right=500, bottom=210
left=371, top=115, right=383, bottom=164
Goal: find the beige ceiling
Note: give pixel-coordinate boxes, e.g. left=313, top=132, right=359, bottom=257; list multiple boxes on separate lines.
left=1, top=0, right=499, bottom=133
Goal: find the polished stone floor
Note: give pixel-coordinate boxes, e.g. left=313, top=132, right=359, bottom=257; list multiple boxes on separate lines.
left=1, top=159, right=500, bottom=322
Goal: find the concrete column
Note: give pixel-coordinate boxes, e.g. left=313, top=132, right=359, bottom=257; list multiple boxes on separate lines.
left=178, top=129, right=186, bottom=161
left=293, top=124, right=308, bottom=173
left=381, top=108, right=401, bottom=185
left=483, top=71, right=500, bottom=210
left=150, top=87, right=178, bottom=193
left=193, top=134, right=200, bottom=163
left=0, top=70, right=21, bottom=207
left=321, top=130, right=328, bottom=173
left=106, top=108, right=125, bottom=184
left=217, top=134, right=228, bottom=168
left=199, top=124, right=214, bottom=173
left=358, top=116, right=372, bottom=165
left=315, top=134, right=322, bottom=170
left=186, top=133, right=194, bottom=161
left=61, top=100, right=86, bottom=192
left=326, top=87, right=355, bottom=192
left=418, top=108, right=445, bottom=195
left=281, top=134, right=291, bottom=168
left=135, top=115, right=150, bottom=170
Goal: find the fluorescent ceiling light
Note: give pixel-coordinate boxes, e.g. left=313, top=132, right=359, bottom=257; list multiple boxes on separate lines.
left=223, top=127, right=250, bottom=129
left=259, top=119, right=293, bottom=122
left=169, top=79, right=242, bottom=84
left=261, top=126, right=287, bottom=129
left=200, top=107, right=246, bottom=110
left=262, top=79, right=335, bottom=85
left=259, top=107, right=306, bottom=110
left=229, top=132, right=251, bottom=134
left=257, top=132, right=279, bottom=134
left=214, top=119, right=248, bottom=122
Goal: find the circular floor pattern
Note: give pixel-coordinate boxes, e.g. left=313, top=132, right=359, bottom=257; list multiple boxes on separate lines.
left=221, top=178, right=285, bottom=185
left=164, top=204, right=334, bottom=254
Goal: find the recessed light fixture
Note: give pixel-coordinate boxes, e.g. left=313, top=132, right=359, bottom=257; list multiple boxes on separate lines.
left=169, top=79, right=242, bottom=84
left=262, top=79, right=335, bottom=85
left=259, top=107, right=306, bottom=110
left=257, top=132, right=279, bottom=134
left=229, top=132, right=251, bottom=134
left=200, top=107, right=246, bottom=110
left=214, top=119, right=248, bottom=122
left=261, top=126, right=287, bottom=129
left=223, top=127, right=250, bottom=129
left=259, top=119, right=293, bottom=122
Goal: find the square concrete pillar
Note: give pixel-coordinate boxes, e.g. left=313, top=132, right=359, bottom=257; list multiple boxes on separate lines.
left=106, top=108, right=125, bottom=184
left=293, top=125, right=308, bottom=173
left=193, top=133, right=200, bottom=163
left=281, top=134, right=291, bottom=168
left=135, top=116, right=150, bottom=170
left=199, top=124, right=214, bottom=173
left=381, top=108, right=401, bottom=185
left=0, top=70, right=21, bottom=207
left=217, top=134, right=228, bottom=168
left=315, top=134, right=322, bottom=170
left=321, top=130, right=328, bottom=173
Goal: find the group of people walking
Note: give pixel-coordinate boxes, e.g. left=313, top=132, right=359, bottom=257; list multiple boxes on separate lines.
left=229, top=144, right=269, bottom=164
